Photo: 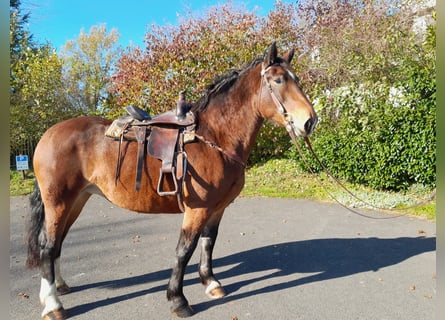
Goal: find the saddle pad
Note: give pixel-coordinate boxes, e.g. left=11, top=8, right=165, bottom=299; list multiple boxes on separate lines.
left=105, top=116, right=133, bottom=139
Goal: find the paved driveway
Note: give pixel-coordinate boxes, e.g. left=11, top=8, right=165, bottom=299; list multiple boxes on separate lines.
left=10, top=195, right=436, bottom=319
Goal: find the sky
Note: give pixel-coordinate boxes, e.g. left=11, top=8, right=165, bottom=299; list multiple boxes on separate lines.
left=25, top=0, right=291, bottom=50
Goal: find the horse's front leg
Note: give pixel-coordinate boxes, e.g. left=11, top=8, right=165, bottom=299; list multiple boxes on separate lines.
left=167, top=210, right=204, bottom=317
left=199, top=212, right=226, bottom=299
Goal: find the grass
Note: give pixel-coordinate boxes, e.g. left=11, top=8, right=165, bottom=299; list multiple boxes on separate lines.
left=241, top=158, right=436, bottom=221
left=10, top=160, right=436, bottom=221
left=10, top=170, right=35, bottom=196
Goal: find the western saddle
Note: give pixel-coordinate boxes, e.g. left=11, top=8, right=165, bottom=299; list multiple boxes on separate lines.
left=105, top=92, right=196, bottom=212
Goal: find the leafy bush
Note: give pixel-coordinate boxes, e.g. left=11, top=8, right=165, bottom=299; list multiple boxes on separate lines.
left=288, top=69, right=435, bottom=191
left=249, top=121, right=292, bottom=164
left=278, top=2, right=437, bottom=192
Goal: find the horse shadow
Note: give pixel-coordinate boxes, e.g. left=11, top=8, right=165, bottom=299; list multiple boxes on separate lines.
left=67, top=236, right=435, bottom=316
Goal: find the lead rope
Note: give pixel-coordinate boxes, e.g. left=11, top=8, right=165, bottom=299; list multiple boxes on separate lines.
left=287, top=126, right=436, bottom=219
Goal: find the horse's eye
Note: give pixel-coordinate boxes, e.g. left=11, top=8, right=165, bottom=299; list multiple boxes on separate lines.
left=274, top=77, right=282, bottom=84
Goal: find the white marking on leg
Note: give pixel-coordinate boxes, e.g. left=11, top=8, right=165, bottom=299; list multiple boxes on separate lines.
left=40, top=278, right=63, bottom=316
left=201, top=236, right=212, bottom=245
left=205, top=280, right=221, bottom=296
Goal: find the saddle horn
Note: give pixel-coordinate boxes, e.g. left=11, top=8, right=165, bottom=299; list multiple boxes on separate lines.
left=176, top=90, right=190, bottom=120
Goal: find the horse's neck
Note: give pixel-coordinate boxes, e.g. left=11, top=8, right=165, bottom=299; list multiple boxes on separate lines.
left=198, top=73, right=264, bottom=163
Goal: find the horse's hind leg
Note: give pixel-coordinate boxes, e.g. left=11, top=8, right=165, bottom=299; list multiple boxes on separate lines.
left=199, top=210, right=226, bottom=299
left=39, top=237, right=67, bottom=320
left=28, top=184, right=90, bottom=319
left=52, top=192, right=92, bottom=297
left=26, top=183, right=66, bottom=319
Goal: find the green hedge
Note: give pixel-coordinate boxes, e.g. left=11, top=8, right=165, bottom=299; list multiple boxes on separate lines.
left=282, top=75, right=435, bottom=191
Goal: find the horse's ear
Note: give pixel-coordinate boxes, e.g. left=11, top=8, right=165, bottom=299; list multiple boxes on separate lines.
left=264, top=42, right=278, bottom=66
left=283, top=48, right=295, bottom=64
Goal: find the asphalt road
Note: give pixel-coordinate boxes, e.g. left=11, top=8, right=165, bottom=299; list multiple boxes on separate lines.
left=10, top=195, right=436, bottom=320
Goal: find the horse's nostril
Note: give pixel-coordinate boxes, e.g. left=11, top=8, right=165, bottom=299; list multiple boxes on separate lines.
left=304, top=117, right=318, bottom=134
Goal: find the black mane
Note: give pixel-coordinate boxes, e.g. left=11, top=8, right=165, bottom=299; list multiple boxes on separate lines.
left=192, top=57, right=263, bottom=113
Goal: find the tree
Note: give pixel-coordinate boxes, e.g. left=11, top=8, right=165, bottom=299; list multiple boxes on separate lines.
left=60, top=24, right=121, bottom=115
left=10, top=45, right=73, bottom=153
left=291, top=0, right=436, bottom=190
left=10, top=0, right=33, bottom=109
left=109, top=2, right=265, bottom=117
left=294, top=0, right=421, bottom=88
left=10, top=0, right=33, bottom=73
left=10, top=0, right=75, bottom=158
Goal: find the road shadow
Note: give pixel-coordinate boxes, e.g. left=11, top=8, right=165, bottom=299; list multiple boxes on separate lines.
left=67, top=236, right=435, bottom=317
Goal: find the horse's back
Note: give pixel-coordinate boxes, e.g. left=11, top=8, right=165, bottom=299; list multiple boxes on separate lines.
left=37, top=116, right=110, bottom=144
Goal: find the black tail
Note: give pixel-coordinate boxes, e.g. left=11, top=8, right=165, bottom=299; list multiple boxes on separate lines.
left=25, top=181, right=45, bottom=269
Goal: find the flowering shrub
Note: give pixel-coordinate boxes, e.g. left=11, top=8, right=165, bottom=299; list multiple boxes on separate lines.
left=289, top=69, right=435, bottom=191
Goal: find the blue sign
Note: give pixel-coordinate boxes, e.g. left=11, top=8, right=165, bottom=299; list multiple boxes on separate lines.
left=16, top=155, right=29, bottom=170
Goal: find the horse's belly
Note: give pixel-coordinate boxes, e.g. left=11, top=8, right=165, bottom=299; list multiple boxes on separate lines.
left=100, top=186, right=182, bottom=214
left=86, top=164, right=182, bottom=213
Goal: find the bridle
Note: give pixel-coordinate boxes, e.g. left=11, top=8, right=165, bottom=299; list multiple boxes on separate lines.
left=260, top=63, right=307, bottom=137
left=260, top=65, right=288, bottom=115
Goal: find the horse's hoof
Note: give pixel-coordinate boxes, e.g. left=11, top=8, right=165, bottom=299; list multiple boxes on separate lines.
left=207, top=286, right=226, bottom=299
left=171, top=305, right=194, bottom=318
left=205, top=280, right=226, bottom=299
left=42, top=308, right=68, bottom=320
left=57, top=284, right=72, bottom=296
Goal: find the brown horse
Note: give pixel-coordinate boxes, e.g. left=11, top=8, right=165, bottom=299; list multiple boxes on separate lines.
left=26, top=43, right=317, bottom=319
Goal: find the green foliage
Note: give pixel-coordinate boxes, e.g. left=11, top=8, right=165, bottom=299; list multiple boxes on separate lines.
left=10, top=0, right=33, bottom=68
left=10, top=170, right=35, bottom=196
left=10, top=44, right=73, bottom=153
left=109, top=1, right=302, bottom=117
left=60, top=24, right=122, bottom=115
left=10, top=1, right=75, bottom=155
left=249, top=121, right=291, bottom=164
left=10, top=15, right=121, bottom=157
left=294, top=65, right=435, bottom=191
left=274, top=1, right=437, bottom=192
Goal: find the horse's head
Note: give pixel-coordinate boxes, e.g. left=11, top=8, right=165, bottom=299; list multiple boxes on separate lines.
left=259, top=42, right=318, bottom=137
